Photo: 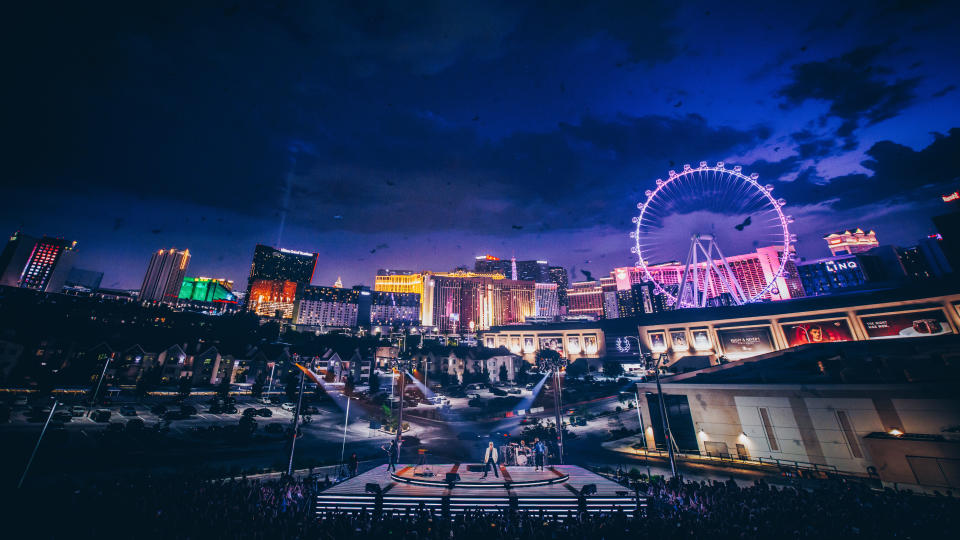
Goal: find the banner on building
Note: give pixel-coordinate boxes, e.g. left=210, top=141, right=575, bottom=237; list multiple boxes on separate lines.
left=716, top=327, right=775, bottom=359
left=860, top=309, right=952, bottom=339
left=782, top=319, right=854, bottom=347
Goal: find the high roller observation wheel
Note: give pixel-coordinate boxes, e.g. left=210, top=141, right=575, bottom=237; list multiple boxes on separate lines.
left=630, top=161, right=796, bottom=307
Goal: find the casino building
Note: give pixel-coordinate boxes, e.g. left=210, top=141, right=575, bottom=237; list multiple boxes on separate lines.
left=245, top=244, right=318, bottom=318
left=481, top=279, right=960, bottom=369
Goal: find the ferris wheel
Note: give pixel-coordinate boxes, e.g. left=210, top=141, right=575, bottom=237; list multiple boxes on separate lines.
left=630, top=161, right=794, bottom=308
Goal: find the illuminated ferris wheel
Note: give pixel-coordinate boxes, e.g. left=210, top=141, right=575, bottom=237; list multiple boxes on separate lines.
left=631, top=161, right=795, bottom=308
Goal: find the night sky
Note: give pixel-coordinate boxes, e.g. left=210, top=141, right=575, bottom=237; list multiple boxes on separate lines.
left=4, top=1, right=960, bottom=290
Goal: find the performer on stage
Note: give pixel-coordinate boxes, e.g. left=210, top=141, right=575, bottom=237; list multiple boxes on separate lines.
left=533, top=437, right=545, bottom=471
left=481, top=441, right=499, bottom=478
left=383, top=440, right=398, bottom=472
left=348, top=453, right=359, bottom=478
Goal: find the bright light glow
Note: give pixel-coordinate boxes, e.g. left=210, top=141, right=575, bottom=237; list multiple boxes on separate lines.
left=888, top=428, right=904, bottom=437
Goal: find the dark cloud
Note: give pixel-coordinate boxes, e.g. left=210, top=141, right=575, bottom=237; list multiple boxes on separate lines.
left=777, top=44, right=921, bottom=132
left=759, top=128, right=960, bottom=210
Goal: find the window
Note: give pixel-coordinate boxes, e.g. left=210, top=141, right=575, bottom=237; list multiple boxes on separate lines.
left=836, top=410, right=863, bottom=458
left=758, top=407, right=779, bottom=452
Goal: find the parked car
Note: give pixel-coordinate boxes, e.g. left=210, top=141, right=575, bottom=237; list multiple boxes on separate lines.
left=280, top=402, right=296, bottom=412
left=151, top=404, right=168, bottom=415
left=302, top=405, right=320, bottom=415
left=242, top=407, right=258, bottom=417
left=221, top=405, right=238, bottom=414
left=208, top=403, right=223, bottom=414
left=507, top=388, right=522, bottom=395
left=119, top=405, right=137, bottom=416
left=70, top=405, right=87, bottom=417
left=467, top=393, right=480, bottom=400
left=525, top=383, right=536, bottom=390
left=91, top=409, right=112, bottom=422
left=465, top=383, right=486, bottom=391
left=52, top=411, right=72, bottom=423
left=489, top=387, right=507, bottom=397
left=256, top=408, right=273, bottom=418
left=162, top=410, right=185, bottom=421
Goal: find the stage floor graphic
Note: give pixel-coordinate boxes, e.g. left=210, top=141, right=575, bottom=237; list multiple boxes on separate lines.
left=316, top=464, right=643, bottom=516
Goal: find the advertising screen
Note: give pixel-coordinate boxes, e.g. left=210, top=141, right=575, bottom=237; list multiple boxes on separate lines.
left=860, top=309, right=952, bottom=339
left=690, top=328, right=711, bottom=350
left=605, top=333, right=642, bottom=357
left=783, top=319, right=853, bottom=347
left=648, top=330, right=667, bottom=352
left=539, top=337, right=564, bottom=354
left=670, top=331, right=689, bottom=350
left=716, top=327, right=775, bottom=359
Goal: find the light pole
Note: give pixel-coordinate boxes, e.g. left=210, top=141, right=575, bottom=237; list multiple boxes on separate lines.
left=337, top=396, right=351, bottom=481
left=635, top=391, right=651, bottom=478
left=19, top=398, right=58, bottom=489
left=89, top=355, right=112, bottom=415
left=536, top=352, right=568, bottom=465
left=286, top=368, right=305, bottom=476
left=266, top=361, right=277, bottom=402
left=647, top=352, right=676, bottom=477
left=389, top=358, right=413, bottom=451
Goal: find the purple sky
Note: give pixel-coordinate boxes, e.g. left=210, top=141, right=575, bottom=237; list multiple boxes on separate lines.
left=4, top=1, right=960, bottom=289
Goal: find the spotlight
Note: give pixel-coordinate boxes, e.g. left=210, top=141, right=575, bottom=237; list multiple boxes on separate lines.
left=888, top=428, right=904, bottom=437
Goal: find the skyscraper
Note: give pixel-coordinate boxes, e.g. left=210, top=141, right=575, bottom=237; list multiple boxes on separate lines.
left=534, top=282, right=559, bottom=318
left=16, top=236, right=77, bottom=292
left=548, top=266, right=569, bottom=307
left=245, top=244, right=318, bottom=316
left=0, top=231, right=39, bottom=287
left=823, top=228, right=879, bottom=256
left=566, top=281, right=604, bottom=318
left=139, top=248, right=191, bottom=302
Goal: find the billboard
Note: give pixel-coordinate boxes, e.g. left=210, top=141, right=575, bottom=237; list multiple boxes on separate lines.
left=690, top=328, right=712, bottom=351
left=783, top=319, right=854, bottom=347
left=716, top=327, right=775, bottom=359
left=648, top=330, right=667, bottom=352
left=860, top=309, right=952, bottom=340
left=670, top=330, right=689, bottom=350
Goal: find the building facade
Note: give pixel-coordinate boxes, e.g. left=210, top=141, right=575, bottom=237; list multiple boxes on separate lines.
left=245, top=244, right=317, bottom=313
left=0, top=231, right=39, bottom=287
left=16, top=236, right=77, bottom=293
left=567, top=280, right=604, bottom=318
left=534, top=282, right=559, bottom=319
left=611, top=245, right=804, bottom=305
left=294, top=285, right=360, bottom=327
left=248, top=279, right=298, bottom=318
left=369, top=290, right=420, bottom=327
left=139, top=248, right=191, bottom=303
left=824, top=228, right=879, bottom=256
left=178, top=277, right=236, bottom=303
left=549, top=266, right=569, bottom=308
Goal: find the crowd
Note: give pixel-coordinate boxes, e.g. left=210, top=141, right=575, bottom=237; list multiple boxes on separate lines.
left=9, top=470, right=958, bottom=539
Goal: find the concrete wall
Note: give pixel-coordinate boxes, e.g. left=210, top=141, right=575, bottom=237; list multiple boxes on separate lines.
left=635, top=382, right=960, bottom=489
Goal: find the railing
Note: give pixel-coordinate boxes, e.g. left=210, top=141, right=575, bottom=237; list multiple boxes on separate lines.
left=629, top=447, right=840, bottom=475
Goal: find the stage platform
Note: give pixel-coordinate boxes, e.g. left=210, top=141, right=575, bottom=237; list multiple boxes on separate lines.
left=316, top=464, right=643, bottom=516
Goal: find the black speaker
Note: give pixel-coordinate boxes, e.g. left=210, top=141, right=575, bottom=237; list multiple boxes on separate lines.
left=580, top=483, right=597, bottom=496
left=445, top=473, right=461, bottom=483
left=365, top=483, right=382, bottom=495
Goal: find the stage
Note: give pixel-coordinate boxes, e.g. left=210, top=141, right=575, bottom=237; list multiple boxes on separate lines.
left=316, top=464, right=643, bottom=516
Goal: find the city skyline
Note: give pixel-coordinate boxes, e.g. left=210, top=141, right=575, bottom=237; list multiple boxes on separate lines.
left=4, top=1, right=960, bottom=290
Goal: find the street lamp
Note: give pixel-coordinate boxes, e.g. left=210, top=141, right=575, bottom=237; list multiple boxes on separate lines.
left=536, top=352, right=568, bottom=465
left=388, top=357, right=414, bottom=450
left=644, top=352, right=676, bottom=477
left=89, top=354, right=112, bottom=415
